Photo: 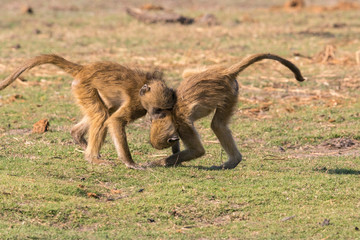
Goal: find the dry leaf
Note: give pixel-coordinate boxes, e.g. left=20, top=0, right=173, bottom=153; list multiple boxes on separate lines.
left=110, top=189, right=122, bottom=194
left=32, top=119, right=49, bottom=133
left=87, top=192, right=99, bottom=198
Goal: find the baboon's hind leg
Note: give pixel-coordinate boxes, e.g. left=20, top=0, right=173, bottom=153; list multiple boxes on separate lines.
left=71, top=116, right=89, bottom=150
left=85, top=112, right=109, bottom=165
left=74, top=87, right=111, bottom=165
left=210, top=106, right=242, bottom=170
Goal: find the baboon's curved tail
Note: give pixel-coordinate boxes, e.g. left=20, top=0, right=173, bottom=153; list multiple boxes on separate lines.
left=0, top=54, right=83, bottom=90
left=224, top=53, right=305, bottom=82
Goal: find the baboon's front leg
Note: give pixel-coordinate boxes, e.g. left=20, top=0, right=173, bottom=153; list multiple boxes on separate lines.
left=106, top=115, right=144, bottom=170
left=149, top=124, right=205, bottom=167
left=171, top=141, right=180, bottom=154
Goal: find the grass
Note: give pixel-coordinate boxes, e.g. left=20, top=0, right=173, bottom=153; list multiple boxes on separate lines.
left=1, top=0, right=360, bottom=239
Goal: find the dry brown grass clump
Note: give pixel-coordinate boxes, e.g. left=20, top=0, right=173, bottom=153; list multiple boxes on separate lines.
left=313, top=45, right=356, bottom=65
left=313, top=45, right=337, bottom=64
left=196, top=14, right=219, bottom=26
left=140, top=4, right=164, bottom=11
left=0, top=94, right=24, bottom=105
left=284, top=0, right=305, bottom=9
left=329, top=1, right=360, bottom=10
left=270, top=0, right=305, bottom=11
left=20, top=5, right=34, bottom=14
left=356, top=50, right=360, bottom=65
left=272, top=0, right=360, bottom=12
left=126, top=6, right=194, bottom=24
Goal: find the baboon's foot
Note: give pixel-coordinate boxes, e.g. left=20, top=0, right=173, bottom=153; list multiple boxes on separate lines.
left=210, top=156, right=241, bottom=170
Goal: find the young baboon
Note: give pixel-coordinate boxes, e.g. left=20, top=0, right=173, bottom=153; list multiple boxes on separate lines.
left=145, top=53, right=305, bottom=169
left=0, top=54, right=176, bottom=169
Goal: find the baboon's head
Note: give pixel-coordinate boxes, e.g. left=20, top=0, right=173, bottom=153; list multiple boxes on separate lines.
left=139, top=78, right=176, bottom=120
left=150, top=114, right=179, bottom=150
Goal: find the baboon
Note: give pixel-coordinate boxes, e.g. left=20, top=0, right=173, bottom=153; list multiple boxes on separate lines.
left=145, top=53, right=305, bottom=169
left=0, top=54, right=176, bottom=169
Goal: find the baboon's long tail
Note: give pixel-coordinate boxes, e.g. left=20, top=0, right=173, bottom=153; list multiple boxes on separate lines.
left=224, top=53, right=305, bottom=82
left=0, top=54, right=83, bottom=90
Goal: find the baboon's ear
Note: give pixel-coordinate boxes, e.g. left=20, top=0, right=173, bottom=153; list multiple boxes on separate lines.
left=152, top=70, right=163, bottom=80
left=139, top=84, right=150, bottom=96
left=146, top=72, right=152, bottom=80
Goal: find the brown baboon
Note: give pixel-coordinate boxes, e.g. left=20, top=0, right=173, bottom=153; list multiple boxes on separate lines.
left=0, top=54, right=176, bottom=169
left=145, top=53, right=305, bottom=169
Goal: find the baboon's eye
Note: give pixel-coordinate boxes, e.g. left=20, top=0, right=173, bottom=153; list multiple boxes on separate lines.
left=152, top=108, right=167, bottom=119
left=153, top=108, right=162, bottom=114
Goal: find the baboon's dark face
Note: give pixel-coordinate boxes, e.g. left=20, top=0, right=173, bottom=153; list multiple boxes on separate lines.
left=150, top=114, right=178, bottom=150
left=139, top=81, right=176, bottom=120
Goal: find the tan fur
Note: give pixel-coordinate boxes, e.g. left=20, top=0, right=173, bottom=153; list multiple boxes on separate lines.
left=146, top=53, right=305, bottom=169
left=1, top=54, right=176, bottom=168
left=181, top=67, right=208, bottom=79
left=150, top=114, right=178, bottom=150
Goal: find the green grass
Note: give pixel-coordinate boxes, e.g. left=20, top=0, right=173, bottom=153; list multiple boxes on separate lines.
left=1, top=0, right=360, bottom=239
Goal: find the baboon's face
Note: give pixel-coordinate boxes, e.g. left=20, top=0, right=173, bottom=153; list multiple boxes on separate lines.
left=140, top=81, right=176, bottom=120
left=150, top=114, right=178, bottom=150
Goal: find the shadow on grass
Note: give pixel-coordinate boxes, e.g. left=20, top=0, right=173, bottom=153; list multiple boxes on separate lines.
left=315, top=167, right=360, bottom=175
left=177, top=165, right=235, bottom=171
left=147, top=163, right=227, bottom=171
